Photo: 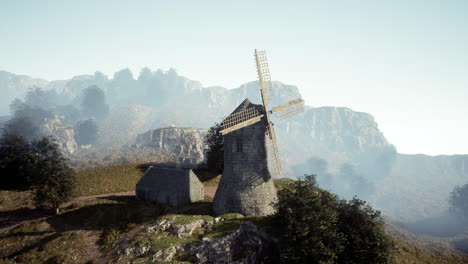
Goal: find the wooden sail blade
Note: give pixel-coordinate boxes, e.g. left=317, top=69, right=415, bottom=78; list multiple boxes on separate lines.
left=266, top=123, right=282, bottom=176
left=270, top=99, right=304, bottom=114
left=220, top=106, right=264, bottom=135
left=254, top=49, right=273, bottom=109
left=271, top=98, right=305, bottom=120
left=220, top=114, right=264, bottom=135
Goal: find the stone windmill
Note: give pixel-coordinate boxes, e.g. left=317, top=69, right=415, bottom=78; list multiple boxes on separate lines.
left=213, top=50, right=304, bottom=216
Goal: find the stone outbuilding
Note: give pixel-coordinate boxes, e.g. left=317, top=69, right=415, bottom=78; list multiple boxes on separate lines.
left=136, top=167, right=204, bottom=206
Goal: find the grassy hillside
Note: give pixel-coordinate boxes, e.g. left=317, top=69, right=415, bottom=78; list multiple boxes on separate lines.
left=1, top=163, right=467, bottom=263
left=74, top=164, right=145, bottom=197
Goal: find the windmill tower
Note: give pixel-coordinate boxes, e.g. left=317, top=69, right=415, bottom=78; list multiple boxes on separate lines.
left=213, top=50, right=304, bottom=216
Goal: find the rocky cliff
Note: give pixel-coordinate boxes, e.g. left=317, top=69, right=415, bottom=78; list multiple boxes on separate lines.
left=0, top=71, right=48, bottom=115
left=40, top=116, right=77, bottom=154
left=135, top=127, right=207, bottom=167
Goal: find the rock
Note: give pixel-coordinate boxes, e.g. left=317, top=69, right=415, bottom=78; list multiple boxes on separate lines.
left=39, top=115, right=77, bottom=154
left=170, top=219, right=213, bottom=238
left=143, top=217, right=214, bottom=238
left=121, top=246, right=151, bottom=256
left=151, top=246, right=178, bottom=263
left=189, top=221, right=278, bottom=264
left=135, top=127, right=207, bottom=167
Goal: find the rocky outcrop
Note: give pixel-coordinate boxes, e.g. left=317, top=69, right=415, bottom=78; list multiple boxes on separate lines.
left=123, top=216, right=280, bottom=264
left=40, top=115, right=77, bottom=154
left=135, top=126, right=207, bottom=167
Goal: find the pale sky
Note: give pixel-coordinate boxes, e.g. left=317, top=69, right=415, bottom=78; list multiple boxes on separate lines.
left=1, top=0, right=467, bottom=155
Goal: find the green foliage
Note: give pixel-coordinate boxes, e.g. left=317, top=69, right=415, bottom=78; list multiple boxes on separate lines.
left=275, top=174, right=394, bottom=264
left=32, top=137, right=76, bottom=213
left=204, top=122, right=224, bottom=173
left=0, top=133, right=35, bottom=189
left=449, top=182, right=468, bottom=223
left=337, top=198, right=393, bottom=264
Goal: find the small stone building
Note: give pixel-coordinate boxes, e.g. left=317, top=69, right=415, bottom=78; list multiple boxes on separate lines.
left=136, top=167, right=204, bottom=206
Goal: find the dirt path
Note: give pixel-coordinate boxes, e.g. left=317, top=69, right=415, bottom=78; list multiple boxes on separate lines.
left=62, top=191, right=136, bottom=208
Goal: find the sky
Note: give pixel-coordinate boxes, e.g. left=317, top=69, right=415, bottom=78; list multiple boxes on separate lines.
left=1, top=0, right=467, bottom=155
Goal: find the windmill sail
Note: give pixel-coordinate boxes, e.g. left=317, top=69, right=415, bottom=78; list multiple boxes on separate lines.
left=220, top=107, right=264, bottom=135
left=270, top=98, right=305, bottom=120
left=255, top=50, right=273, bottom=107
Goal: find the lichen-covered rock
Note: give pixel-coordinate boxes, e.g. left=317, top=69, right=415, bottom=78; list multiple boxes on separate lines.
left=189, top=221, right=279, bottom=264
left=142, top=216, right=216, bottom=238
left=40, top=115, right=77, bottom=154
left=122, top=246, right=151, bottom=256
left=135, top=126, right=207, bottom=167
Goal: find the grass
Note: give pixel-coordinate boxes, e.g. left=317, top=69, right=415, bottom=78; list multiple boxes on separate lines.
left=2, top=163, right=468, bottom=263
left=73, top=163, right=144, bottom=197
left=273, top=179, right=295, bottom=190
left=161, top=214, right=213, bottom=226
left=0, top=190, right=34, bottom=212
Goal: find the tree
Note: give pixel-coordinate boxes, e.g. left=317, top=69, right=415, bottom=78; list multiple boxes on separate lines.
left=275, top=175, right=344, bottom=263
left=449, top=182, right=468, bottom=223
left=32, top=137, right=76, bottom=214
left=74, top=119, right=98, bottom=146
left=336, top=198, right=394, bottom=264
left=0, top=133, right=34, bottom=189
left=24, top=87, right=58, bottom=110
left=275, top=174, right=393, bottom=264
left=204, top=122, right=224, bottom=173
left=81, top=85, right=109, bottom=122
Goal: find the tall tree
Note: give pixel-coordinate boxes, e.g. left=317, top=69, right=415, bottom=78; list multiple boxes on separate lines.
left=0, top=133, right=34, bottom=189
left=204, top=122, right=224, bottom=173
left=450, top=182, right=468, bottom=223
left=81, top=85, right=109, bottom=122
left=32, top=137, right=76, bottom=214
left=74, top=119, right=98, bottom=146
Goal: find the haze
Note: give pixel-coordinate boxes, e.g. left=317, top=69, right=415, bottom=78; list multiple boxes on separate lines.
left=1, top=0, right=467, bottom=155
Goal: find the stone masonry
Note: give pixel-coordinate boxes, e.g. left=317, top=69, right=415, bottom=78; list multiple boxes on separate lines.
left=136, top=167, right=204, bottom=206
left=213, top=99, right=278, bottom=216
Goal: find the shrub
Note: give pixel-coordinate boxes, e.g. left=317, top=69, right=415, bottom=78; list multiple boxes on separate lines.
left=275, top=174, right=394, bottom=264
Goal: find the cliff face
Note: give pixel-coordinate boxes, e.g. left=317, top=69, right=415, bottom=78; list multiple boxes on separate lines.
left=40, top=116, right=77, bottom=154
left=135, top=127, right=207, bottom=167
left=0, top=71, right=48, bottom=115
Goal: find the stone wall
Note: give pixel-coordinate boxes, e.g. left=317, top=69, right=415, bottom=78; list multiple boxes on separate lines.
left=136, top=167, right=204, bottom=206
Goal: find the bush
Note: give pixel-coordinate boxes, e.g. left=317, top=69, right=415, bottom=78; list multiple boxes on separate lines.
left=275, top=174, right=394, bottom=264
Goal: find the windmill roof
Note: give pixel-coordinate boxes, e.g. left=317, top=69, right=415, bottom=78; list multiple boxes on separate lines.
left=230, top=98, right=265, bottom=116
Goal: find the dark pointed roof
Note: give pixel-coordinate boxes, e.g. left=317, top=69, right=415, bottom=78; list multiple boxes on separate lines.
left=230, top=98, right=265, bottom=116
